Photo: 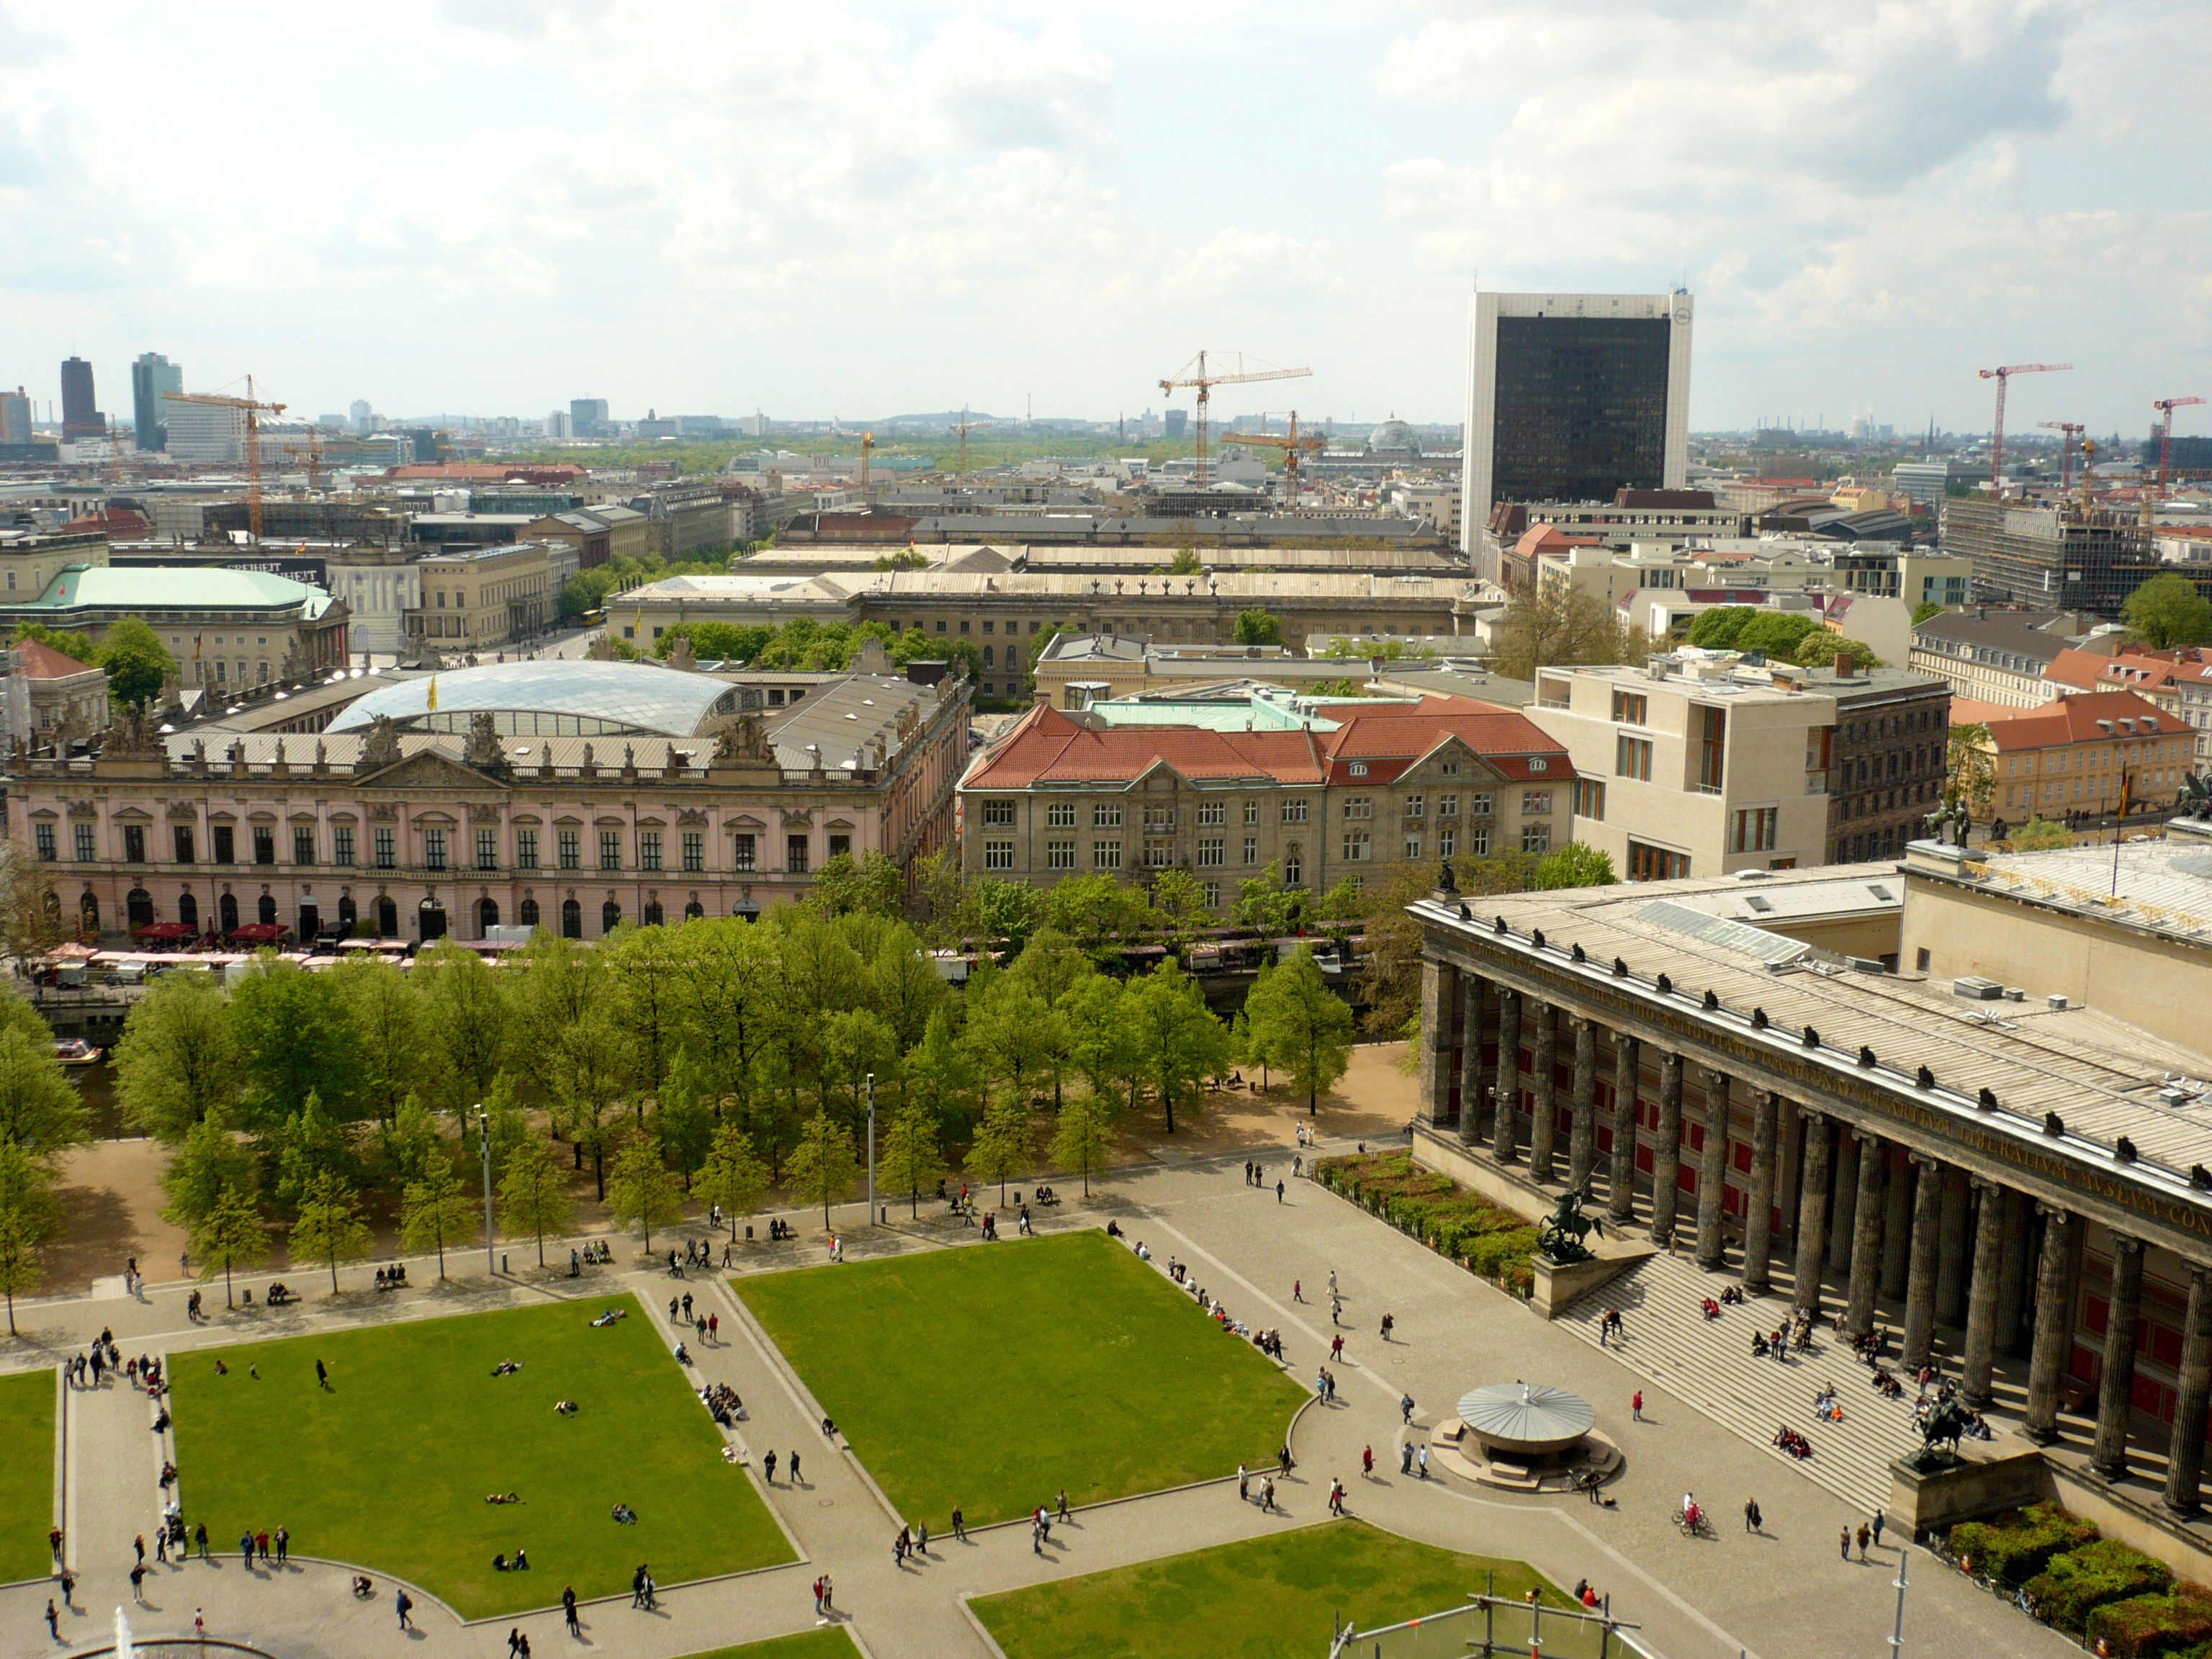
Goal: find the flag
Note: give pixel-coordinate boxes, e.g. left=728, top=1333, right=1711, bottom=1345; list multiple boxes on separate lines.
left=426, top=675, right=439, bottom=713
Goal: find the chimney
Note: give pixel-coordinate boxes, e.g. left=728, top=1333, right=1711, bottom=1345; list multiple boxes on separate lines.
left=1835, top=651, right=1855, bottom=678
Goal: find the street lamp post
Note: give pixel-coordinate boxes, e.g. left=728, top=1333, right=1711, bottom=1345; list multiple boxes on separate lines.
left=866, top=1072, right=878, bottom=1227
left=474, top=1105, right=496, bottom=1277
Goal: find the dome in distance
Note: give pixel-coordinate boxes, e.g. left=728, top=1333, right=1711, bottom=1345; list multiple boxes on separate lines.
left=1367, top=418, right=1419, bottom=456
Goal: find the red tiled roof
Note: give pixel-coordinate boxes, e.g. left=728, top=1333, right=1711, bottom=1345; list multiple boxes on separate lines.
left=1514, top=524, right=1602, bottom=559
left=9, top=639, right=97, bottom=678
left=60, top=507, right=149, bottom=537
left=1969, top=689, right=2176, bottom=752
left=964, top=698, right=1574, bottom=789
left=2046, top=644, right=2212, bottom=695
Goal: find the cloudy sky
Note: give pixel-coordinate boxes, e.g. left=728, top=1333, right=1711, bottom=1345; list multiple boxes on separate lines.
left=2, top=1, right=2204, bottom=434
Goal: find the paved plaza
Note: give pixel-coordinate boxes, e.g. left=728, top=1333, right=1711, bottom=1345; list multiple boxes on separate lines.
left=0, top=1128, right=2079, bottom=1659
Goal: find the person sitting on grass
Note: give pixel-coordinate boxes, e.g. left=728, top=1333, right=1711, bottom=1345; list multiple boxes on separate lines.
left=492, top=1359, right=522, bottom=1376
left=554, top=1401, right=577, bottom=1416
left=611, top=1503, right=637, bottom=1524
left=487, top=1492, right=521, bottom=1505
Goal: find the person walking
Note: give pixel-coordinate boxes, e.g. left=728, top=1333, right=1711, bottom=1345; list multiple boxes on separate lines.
left=562, top=1586, right=580, bottom=1637
left=1856, top=1523, right=1871, bottom=1561
left=763, top=1450, right=778, bottom=1483
left=1361, top=1444, right=1374, bottom=1478
left=315, top=1358, right=329, bottom=1390
left=1400, top=1442, right=1413, bottom=1475
left=1292, top=1279, right=1303, bottom=1303
left=1328, top=1478, right=1344, bottom=1516
left=1840, top=1527, right=1852, bottom=1562
left=45, top=1599, right=58, bottom=1642
left=1400, top=1392, right=1415, bottom=1425
left=1056, top=1488, right=1070, bottom=1523
left=274, top=1526, right=288, bottom=1565
left=395, top=1590, right=414, bottom=1631
left=951, top=1506, right=965, bottom=1543
left=194, top=1521, right=208, bottom=1561
left=508, top=1627, right=523, bottom=1658
left=1238, top=1465, right=1249, bottom=1502
left=790, top=1449, right=801, bottom=1484
left=129, top=1564, right=145, bottom=1606
left=1380, top=1313, right=1394, bottom=1342
left=1871, top=1511, right=1885, bottom=1549
left=1631, top=1390, right=1643, bottom=1422
left=1418, top=1443, right=1429, bottom=1480
left=1275, top=1179, right=1285, bottom=1203
left=1331, top=1334, right=1344, bottom=1362
left=1744, top=1498, right=1762, bottom=1534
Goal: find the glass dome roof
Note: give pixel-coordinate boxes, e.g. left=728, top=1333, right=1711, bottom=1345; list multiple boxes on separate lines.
left=327, top=660, right=745, bottom=739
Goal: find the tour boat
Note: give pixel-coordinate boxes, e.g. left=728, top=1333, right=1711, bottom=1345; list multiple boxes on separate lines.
left=53, top=1038, right=103, bottom=1068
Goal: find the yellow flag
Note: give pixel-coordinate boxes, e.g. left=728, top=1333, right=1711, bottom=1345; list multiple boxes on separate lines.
left=426, top=675, right=439, bottom=712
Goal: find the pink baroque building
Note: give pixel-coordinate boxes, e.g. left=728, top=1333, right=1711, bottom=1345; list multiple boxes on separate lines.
left=7, top=658, right=969, bottom=945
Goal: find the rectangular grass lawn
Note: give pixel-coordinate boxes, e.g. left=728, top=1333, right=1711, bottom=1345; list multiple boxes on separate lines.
left=734, top=1228, right=1307, bottom=1527
left=0, top=1368, right=55, bottom=1585
left=168, top=1295, right=791, bottom=1619
left=974, top=1520, right=1596, bottom=1659
left=678, top=1632, right=862, bottom=1659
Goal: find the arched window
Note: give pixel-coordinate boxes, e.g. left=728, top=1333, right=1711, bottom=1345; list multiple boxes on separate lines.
left=257, top=894, right=278, bottom=925
left=601, top=899, right=622, bottom=935
left=477, top=896, right=500, bottom=935
left=683, top=898, right=704, bottom=921
left=337, top=894, right=358, bottom=932
left=79, top=891, right=101, bottom=935
left=519, top=896, right=540, bottom=928
left=126, top=888, right=154, bottom=930
left=419, top=898, right=448, bottom=941
left=560, top=898, right=582, bottom=939
left=642, top=899, right=664, bottom=927
left=218, top=892, right=239, bottom=934
left=374, top=896, right=398, bottom=938
left=298, top=903, right=320, bottom=940
left=178, top=891, right=199, bottom=931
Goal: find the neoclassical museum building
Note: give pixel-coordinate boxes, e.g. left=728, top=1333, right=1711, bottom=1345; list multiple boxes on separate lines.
left=1409, top=830, right=2212, bottom=1553
left=6, top=657, right=969, bottom=943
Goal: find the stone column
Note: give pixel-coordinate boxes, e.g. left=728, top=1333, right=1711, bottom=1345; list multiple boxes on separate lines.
left=1694, top=1066, right=1730, bottom=1272
left=1456, top=973, right=1486, bottom=1146
left=1995, top=1188, right=2033, bottom=1359
left=1527, top=1001, right=1559, bottom=1183
left=2025, top=1205, right=2076, bottom=1444
left=1568, top=1017, right=1599, bottom=1192
left=1608, top=1031, right=1640, bottom=1223
left=1650, top=1053, right=1683, bottom=1247
left=1491, top=988, right=1521, bottom=1166
left=1961, top=1177, right=2008, bottom=1407
left=1830, top=1129, right=1861, bottom=1274
left=1936, top=1169, right=1971, bottom=1329
left=1417, top=956, right=1457, bottom=1128
left=1742, top=1089, right=1780, bottom=1296
left=2165, top=1266, right=2212, bottom=1517
left=1880, top=1151, right=1915, bottom=1302
left=2092, top=1236, right=2146, bottom=1480
left=1791, top=1110, right=1831, bottom=1318
left=1845, top=1130, right=1888, bottom=1340
left=1900, top=1155, right=1946, bottom=1371
left=1776, top=1103, right=1804, bottom=1256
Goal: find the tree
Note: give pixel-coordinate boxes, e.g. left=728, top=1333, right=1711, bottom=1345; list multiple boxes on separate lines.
left=0, top=1012, right=89, bottom=1154
left=114, top=971, right=241, bottom=1141
left=1244, top=946, right=1355, bottom=1115
left=1061, top=976, right=1143, bottom=1115
left=963, top=979, right=1055, bottom=1112
left=1123, top=964, right=1231, bottom=1135
left=1686, top=606, right=1759, bottom=649
left=651, top=1067, right=719, bottom=1193
left=1038, top=873, right=1150, bottom=946
left=1233, top=863, right=1303, bottom=938
left=906, top=1008, right=982, bottom=1136
left=1491, top=577, right=1649, bottom=680
left=0, top=1141, right=58, bottom=1333
left=160, top=1106, right=257, bottom=1231
left=696, top=1120, right=768, bottom=1241
left=1532, top=842, right=1617, bottom=889
left=0, top=849, right=63, bottom=963
left=1234, top=608, right=1282, bottom=646
left=964, top=1097, right=1031, bottom=1208
left=498, top=1135, right=576, bottom=1268
left=228, top=957, right=365, bottom=1128
left=400, top=1150, right=477, bottom=1279
left=786, top=1110, right=859, bottom=1232
left=289, top=1169, right=372, bottom=1295
left=96, top=616, right=176, bottom=709
left=1796, top=634, right=1881, bottom=672
left=606, top=1136, right=685, bottom=1255
left=878, top=1102, right=943, bottom=1219
left=1947, top=723, right=1996, bottom=817
left=1148, top=869, right=1211, bottom=941
left=334, top=956, right=429, bottom=1124
left=2124, top=573, right=2212, bottom=649
left=2009, top=817, right=2074, bottom=850
left=1167, top=547, right=1203, bottom=575
left=1047, top=1095, right=1113, bottom=1197
left=1911, top=600, right=1945, bottom=626
left=189, top=1184, right=269, bottom=1310
left=811, top=852, right=907, bottom=920
left=415, top=941, right=512, bottom=1123
left=12, top=621, right=96, bottom=664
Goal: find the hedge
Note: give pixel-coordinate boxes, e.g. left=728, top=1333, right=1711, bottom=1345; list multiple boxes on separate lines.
left=1949, top=1503, right=2099, bottom=1590
left=1314, top=1151, right=1539, bottom=1298
left=1947, top=1504, right=2211, bottom=1650
left=2089, top=1591, right=2212, bottom=1659
left=2026, top=1538, right=2174, bottom=1634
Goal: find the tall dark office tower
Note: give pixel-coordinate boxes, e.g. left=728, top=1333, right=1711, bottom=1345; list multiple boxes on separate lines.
left=131, top=352, right=183, bottom=451
left=1459, top=291, right=1694, bottom=555
left=60, top=356, right=104, bottom=441
left=570, top=397, right=610, bottom=439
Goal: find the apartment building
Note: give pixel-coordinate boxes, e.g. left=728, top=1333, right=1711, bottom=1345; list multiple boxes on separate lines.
left=959, top=696, right=1573, bottom=904
left=2046, top=644, right=2212, bottom=769
left=406, top=542, right=551, bottom=652
left=1908, top=608, right=2115, bottom=709
left=1954, top=690, right=2193, bottom=824
left=1527, top=651, right=1951, bottom=878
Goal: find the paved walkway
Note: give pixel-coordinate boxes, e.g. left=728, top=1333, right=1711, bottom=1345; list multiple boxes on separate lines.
left=0, top=1140, right=2082, bottom=1659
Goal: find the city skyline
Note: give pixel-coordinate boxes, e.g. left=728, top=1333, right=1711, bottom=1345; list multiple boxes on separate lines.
left=0, top=2, right=2204, bottom=436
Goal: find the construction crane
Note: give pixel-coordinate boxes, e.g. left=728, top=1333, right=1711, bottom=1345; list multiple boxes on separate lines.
left=2080, top=439, right=2099, bottom=518
left=163, top=378, right=287, bottom=537
left=2154, top=397, right=2206, bottom=498
left=1977, top=362, right=2070, bottom=497
left=951, top=408, right=1000, bottom=481
left=1219, top=410, right=1326, bottom=506
left=2037, top=421, right=2087, bottom=493
left=1159, top=351, right=1310, bottom=487
left=860, top=431, right=874, bottom=495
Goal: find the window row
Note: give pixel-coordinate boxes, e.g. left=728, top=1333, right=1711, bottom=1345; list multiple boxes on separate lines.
left=35, top=822, right=848, bottom=875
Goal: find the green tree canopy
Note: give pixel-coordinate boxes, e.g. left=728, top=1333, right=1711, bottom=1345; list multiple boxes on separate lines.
left=606, top=1136, right=685, bottom=1254
left=400, top=1150, right=477, bottom=1278
left=115, top=971, right=242, bottom=1141
left=811, top=851, right=907, bottom=920
left=96, top=616, right=177, bottom=708
left=498, top=1134, right=576, bottom=1267
left=228, top=957, right=366, bottom=1128
left=1532, top=842, right=1617, bottom=889
left=289, top=1168, right=372, bottom=1295
left=2124, top=573, right=2212, bottom=649
left=1123, top=963, right=1232, bottom=1134
left=0, top=1141, right=58, bottom=1332
left=189, top=1184, right=269, bottom=1309
left=0, top=1008, right=89, bottom=1155
left=1047, top=1094, right=1115, bottom=1197
left=1244, top=945, right=1356, bottom=1115
left=786, top=1110, right=859, bottom=1231
left=1491, top=577, right=1650, bottom=680
left=1234, top=608, right=1283, bottom=646
left=2009, top=817, right=2074, bottom=850
left=160, top=1106, right=257, bottom=1231
left=878, top=1102, right=944, bottom=1218
left=696, top=1120, right=769, bottom=1240
left=963, top=1096, right=1031, bottom=1207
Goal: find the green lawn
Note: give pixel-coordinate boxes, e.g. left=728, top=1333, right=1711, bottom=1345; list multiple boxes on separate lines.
left=974, top=1521, right=1593, bottom=1659
left=678, top=1632, right=863, bottom=1659
left=734, top=1228, right=1306, bottom=1528
left=0, top=1369, right=54, bottom=1585
left=168, top=1295, right=791, bottom=1618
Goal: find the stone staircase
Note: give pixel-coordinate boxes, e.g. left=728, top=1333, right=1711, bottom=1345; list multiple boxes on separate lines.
left=1553, top=1246, right=2013, bottom=1514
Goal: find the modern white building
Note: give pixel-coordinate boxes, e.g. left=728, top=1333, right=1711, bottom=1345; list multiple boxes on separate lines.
left=1460, top=290, right=1694, bottom=554
left=163, top=401, right=248, bottom=464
